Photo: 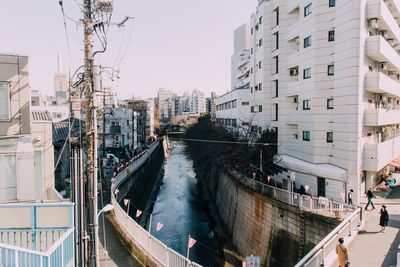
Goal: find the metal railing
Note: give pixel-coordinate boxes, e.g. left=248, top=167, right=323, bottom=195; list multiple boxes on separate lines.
left=230, top=170, right=355, bottom=219
left=111, top=140, right=203, bottom=267
left=295, top=208, right=362, bottom=267
left=0, top=228, right=75, bottom=267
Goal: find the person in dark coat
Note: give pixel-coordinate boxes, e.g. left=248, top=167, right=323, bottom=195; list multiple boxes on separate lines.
left=365, top=188, right=376, bottom=210
left=379, top=205, right=389, bottom=233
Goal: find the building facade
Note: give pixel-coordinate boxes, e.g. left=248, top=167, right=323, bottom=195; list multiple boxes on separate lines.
left=242, top=0, right=400, bottom=204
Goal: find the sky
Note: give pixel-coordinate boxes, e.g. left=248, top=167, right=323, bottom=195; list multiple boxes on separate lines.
left=0, top=0, right=257, bottom=99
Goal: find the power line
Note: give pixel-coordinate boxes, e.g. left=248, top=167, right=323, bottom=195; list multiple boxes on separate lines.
left=58, top=0, right=76, bottom=68
left=168, top=137, right=278, bottom=146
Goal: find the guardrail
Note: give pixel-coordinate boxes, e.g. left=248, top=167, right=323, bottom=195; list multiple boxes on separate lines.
left=0, top=228, right=75, bottom=267
left=295, top=207, right=362, bottom=267
left=230, top=170, right=355, bottom=219
left=110, top=140, right=203, bottom=267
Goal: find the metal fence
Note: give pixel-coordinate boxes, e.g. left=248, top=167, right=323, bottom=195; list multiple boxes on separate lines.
left=230, top=170, right=355, bottom=219
left=295, top=208, right=362, bottom=267
left=0, top=228, right=75, bottom=267
left=111, top=140, right=203, bottom=267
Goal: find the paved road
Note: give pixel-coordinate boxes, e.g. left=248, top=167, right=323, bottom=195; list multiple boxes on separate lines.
left=331, top=187, right=400, bottom=267
left=98, top=214, right=142, bottom=267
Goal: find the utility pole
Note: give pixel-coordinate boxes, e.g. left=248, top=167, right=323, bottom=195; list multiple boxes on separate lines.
left=83, top=0, right=99, bottom=266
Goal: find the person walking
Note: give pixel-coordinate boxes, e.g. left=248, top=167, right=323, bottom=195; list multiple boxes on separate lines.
left=335, top=237, right=349, bottom=267
left=365, top=188, right=376, bottom=210
left=347, top=189, right=354, bottom=205
left=379, top=205, right=389, bottom=233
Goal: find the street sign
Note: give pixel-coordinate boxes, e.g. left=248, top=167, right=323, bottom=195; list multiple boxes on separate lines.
left=245, top=255, right=260, bottom=267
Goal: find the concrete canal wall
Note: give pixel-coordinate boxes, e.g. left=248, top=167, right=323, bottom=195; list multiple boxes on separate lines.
left=201, top=167, right=339, bottom=267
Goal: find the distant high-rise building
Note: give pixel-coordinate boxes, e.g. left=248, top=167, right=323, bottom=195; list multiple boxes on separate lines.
left=54, top=52, right=68, bottom=99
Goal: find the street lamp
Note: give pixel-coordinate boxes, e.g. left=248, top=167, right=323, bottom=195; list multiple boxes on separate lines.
left=96, top=204, right=114, bottom=266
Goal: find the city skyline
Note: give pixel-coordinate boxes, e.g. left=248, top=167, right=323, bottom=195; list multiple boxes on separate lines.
left=0, top=0, right=257, bottom=99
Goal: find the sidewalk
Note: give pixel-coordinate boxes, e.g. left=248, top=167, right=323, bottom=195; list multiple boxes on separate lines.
left=98, top=214, right=142, bottom=267
left=331, top=187, right=400, bottom=267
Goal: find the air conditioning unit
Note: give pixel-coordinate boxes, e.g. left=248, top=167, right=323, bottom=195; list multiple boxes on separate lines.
left=290, top=68, right=298, bottom=76
left=379, top=30, right=388, bottom=39
left=368, top=18, right=379, bottom=29
left=387, top=39, right=395, bottom=46
left=379, top=62, right=388, bottom=70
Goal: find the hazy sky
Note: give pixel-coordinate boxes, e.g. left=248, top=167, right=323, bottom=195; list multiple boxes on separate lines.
left=0, top=0, right=256, bottom=99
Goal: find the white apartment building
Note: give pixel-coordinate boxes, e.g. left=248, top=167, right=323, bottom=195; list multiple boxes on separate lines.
left=243, top=0, right=400, bottom=204
left=157, top=88, right=177, bottom=120
left=189, top=89, right=206, bottom=114
left=216, top=88, right=252, bottom=136
left=232, top=24, right=252, bottom=91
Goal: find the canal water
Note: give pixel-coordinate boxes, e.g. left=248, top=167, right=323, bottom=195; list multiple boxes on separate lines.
left=150, top=147, right=224, bottom=267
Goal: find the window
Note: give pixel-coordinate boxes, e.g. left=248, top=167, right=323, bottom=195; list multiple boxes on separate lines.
left=327, top=132, right=333, bottom=143
left=259, top=39, right=263, bottom=47
left=251, top=106, right=255, bottom=113
left=304, top=36, right=312, bottom=48
left=329, top=0, right=336, bottom=7
left=326, top=64, right=334, bottom=76
left=274, top=80, right=279, bottom=97
left=259, top=105, right=263, bottom=112
left=251, top=67, right=253, bottom=74
left=127, top=120, right=130, bottom=126
left=258, top=61, right=262, bottom=69
left=303, top=131, right=310, bottom=141
left=273, top=32, right=279, bottom=50
left=255, top=85, right=259, bottom=91
left=251, top=48, right=253, bottom=54
left=304, top=3, right=312, bottom=17
left=258, top=83, right=263, bottom=91
left=273, top=8, right=279, bottom=27
left=242, top=102, right=249, bottom=106
left=273, top=103, right=278, bottom=121
left=303, top=68, right=311, bottom=79
left=328, top=30, right=335, bottom=41
left=251, top=28, right=253, bottom=35
left=259, top=16, right=263, bottom=24
left=303, top=100, right=310, bottom=110
left=327, top=98, right=334, bottom=109
left=232, top=100, right=237, bottom=108
left=273, top=56, right=279, bottom=74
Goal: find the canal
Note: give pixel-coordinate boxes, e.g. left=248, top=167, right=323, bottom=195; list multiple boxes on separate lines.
left=150, top=146, right=224, bottom=267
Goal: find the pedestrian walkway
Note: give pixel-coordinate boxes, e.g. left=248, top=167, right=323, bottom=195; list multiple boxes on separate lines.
left=98, top=214, right=142, bottom=267
left=331, top=187, right=400, bottom=267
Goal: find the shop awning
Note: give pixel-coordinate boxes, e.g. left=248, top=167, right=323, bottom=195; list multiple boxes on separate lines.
left=389, top=157, right=400, bottom=167
left=273, top=154, right=347, bottom=181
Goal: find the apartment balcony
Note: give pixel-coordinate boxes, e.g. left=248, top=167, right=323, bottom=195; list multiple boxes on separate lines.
left=366, top=35, right=400, bottom=72
left=0, top=202, right=75, bottom=266
left=237, top=58, right=250, bottom=70
left=367, top=0, right=400, bottom=46
left=363, top=135, right=400, bottom=171
left=365, top=72, right=400, bottom=98
left=364, top=108, right=400, bottom=126
left=110, top=125, right=121, bottom=134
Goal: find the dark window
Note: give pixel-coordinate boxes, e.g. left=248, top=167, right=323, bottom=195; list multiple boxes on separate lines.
left=273, top=8, right=279, bottom=26
left=251, top=106, right=255, bottom=113
left=303, top=100, right=310, bottom=110
left=327, top=98, right=334, bottom=109
left=251, top=28, right=253, bottom=35
left=242, top=102, right=249, bottom=106
left=259, top=39, right=263, bottom=47
left=328, top=30, right=335, bottom=41
left=304, top=3, right=312, bottom=17
left=273, top=103, right=278, bottom=121
left=259, top=83, right=262, bottom=91
left=259, top=61, right=262, bottom=69
left=259, top=16, right=263, bottom=24
left=303, top=68, right=311, bottom=79
left=303, top=131, right=310, bottom=141
left=328, top=64, right=334, bottom=75
left=274, top=80, right=279, bottom=97
left=327, top=132, right=333, bottom=143
left=259, top=105, right=263, bottom=112
left=251, top=48, right=253, bottom=54
left=304, top=36, right=312, bottom=48
left=329, top=0, right=336, bottom=7
left=274, top=56, right=279, bottom=74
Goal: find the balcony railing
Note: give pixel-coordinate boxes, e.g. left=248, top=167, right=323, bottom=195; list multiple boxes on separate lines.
left=364, top=135, right=400, bottom=171
left=0, top=202, right=75, bottom=267
left=366, top=35, right=400, bottom=72
left=367, top=0, right=400, bottom=46
left=365, top=71, right=400, bottom=98
left=364, top=108, right=400, bottom=126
